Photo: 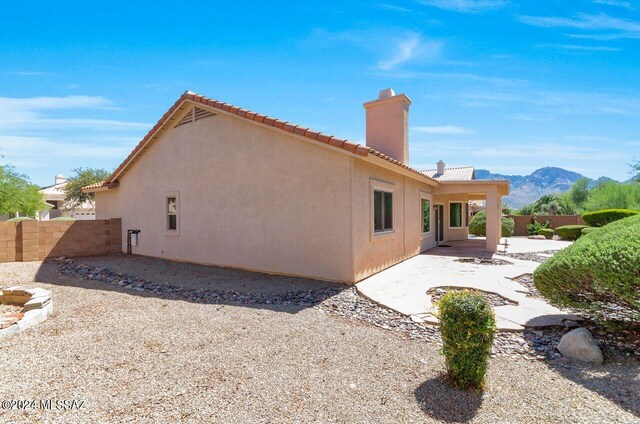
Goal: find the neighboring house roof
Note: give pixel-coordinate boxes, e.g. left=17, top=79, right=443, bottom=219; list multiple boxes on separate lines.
left=83, top=91, right=436, bottom=192
left=39, top=182, right=67, bottom=201
left=422, top=166, right=476, bottom=181
left=39, top=181, right=95, bottom=210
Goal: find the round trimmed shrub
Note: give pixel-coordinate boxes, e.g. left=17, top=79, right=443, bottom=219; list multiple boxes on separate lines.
left=534, top=215, right=640, bottom=321
left=538, top=228, right=554, bottom=239
left=555, top=225, right=588, bottom=240
left=469, top=211, right=515, bottom=237
left=582, top=209, right=639, bottom=227
left=438, top=291, right=496, bottom=390
left=581, top=227, right=599, bottom=236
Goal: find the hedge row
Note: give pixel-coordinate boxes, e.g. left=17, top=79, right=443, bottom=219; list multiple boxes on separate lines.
left=555, top=225, right=588, bottom=241
left=582, top=209, right=639, bottom=227
left=538, top=228, right=554, bottom=239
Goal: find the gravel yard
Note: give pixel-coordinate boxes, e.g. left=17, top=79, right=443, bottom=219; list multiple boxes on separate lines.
left=1, top=256, right=639, bottom=423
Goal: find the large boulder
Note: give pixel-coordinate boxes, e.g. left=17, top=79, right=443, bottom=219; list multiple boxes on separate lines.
left=557, top=328, right=603, bottom=364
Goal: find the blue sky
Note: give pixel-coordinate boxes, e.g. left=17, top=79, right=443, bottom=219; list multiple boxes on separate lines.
left=1, top=0, right=639, bottom=186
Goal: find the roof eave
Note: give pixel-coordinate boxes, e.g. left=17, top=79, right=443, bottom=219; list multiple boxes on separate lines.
left=81, top=181, right=120, bottom=193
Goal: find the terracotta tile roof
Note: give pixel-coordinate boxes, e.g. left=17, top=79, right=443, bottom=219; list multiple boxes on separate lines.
left=422, top=166, right=475, bottom=181
left=84, top=90, right=435, bottom=190
left=82, top=181, right=108, bottom=190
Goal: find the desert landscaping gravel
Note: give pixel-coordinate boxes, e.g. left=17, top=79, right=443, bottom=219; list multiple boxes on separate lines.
left=1, top=257, right=639, bottom=423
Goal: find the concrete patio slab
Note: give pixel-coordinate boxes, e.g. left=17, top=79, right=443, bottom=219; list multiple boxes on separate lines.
left=356, top=239, right=580, bottom=331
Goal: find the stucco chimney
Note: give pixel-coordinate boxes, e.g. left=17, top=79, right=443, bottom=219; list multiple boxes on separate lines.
left=437, top=160, right=445, bottom=175
left=54, top=174, right=67, bottom=185
left=363, top=88, right=411, bottom=163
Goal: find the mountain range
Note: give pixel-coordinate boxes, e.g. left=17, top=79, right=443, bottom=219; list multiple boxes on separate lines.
left=475, top=167, right=619, bottom=209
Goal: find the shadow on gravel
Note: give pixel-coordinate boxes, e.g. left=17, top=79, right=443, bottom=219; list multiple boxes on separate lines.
left=34, top=254, right=346, bottom=314
left=414, top=375, right=483, bottom=423
left=545, top=361, right=640, bottom=419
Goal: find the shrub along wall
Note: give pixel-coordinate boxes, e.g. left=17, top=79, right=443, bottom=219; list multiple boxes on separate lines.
left=0, top=219, right=121, bottom=263
left=582, top=209, right=639, bottom=227
left=508, top=215, right=586, bottom=237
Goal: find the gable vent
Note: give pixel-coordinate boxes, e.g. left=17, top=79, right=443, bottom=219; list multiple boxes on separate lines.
left=173, top=107, right=215, bottom=128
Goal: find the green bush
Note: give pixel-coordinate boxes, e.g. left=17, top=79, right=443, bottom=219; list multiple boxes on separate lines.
left=438, top=291, right=496, bottom=390
left=51, top=217, right=75, bottom=221
left=555, top=225, right=588, bottom=240
left=581, top=227, right=599, bottom=236
left=526, top=217, right=550, bottom=236
left=582, top=209, right=639, bottom=227
left=538, top=228, right=554, bottom=239
left=534, top=215, right=640, bottom=321
left=468, top=211, right=515, bottom=237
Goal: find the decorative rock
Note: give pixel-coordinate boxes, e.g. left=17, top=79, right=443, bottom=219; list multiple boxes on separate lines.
left=528, top=235, right=547, bottom=240
left=557, top=328, right=604, bottom=365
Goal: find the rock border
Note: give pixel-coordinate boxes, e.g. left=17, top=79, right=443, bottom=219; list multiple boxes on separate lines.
left=0, top=286, right=53, bottom=338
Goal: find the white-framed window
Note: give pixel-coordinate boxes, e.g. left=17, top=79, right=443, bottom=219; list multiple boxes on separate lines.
left=374, top=190, right=393, bottom=232
left=422, top=198, right=431, bottom=233
left=420, top=191, right=433, bottom=235
left=370, top=179, right=395, bottom=238
left=449, top=201, right=463, bottom=228
left=165, top=191, right=180, bottom=235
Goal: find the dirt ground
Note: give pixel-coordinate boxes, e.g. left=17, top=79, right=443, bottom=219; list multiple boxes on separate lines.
left=0, top=257, right=638, bottom=423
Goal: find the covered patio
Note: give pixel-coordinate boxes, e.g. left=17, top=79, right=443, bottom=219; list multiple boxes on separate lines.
left=433, top=180, right=509, bottom=253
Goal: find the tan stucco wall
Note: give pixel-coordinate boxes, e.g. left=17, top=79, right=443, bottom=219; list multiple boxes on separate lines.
left=350, top=159, right=436, bottom=282
left=96, top=112, right=354, bottom=282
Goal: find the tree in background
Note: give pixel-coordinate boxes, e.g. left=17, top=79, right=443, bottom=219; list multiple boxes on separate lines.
left=557, top=192, right=577, bottom=215
left=569, top=177, right=590, bottom=209
left=584, top=181, right=640, bottom=211
left=0, top=165, right=47, bottom=217
left=631, top=159, right=640, bottom=182
left=518, top=194, right=576, bottom=215
left=64, top=167, right=111, bottom=209
left=518, top=203, right=535, bottom=215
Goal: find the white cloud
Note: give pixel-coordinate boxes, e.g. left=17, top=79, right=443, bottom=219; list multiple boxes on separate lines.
left=593, top=0, right=635, bottom=10
left=5, top=71, right=53, bottom=76
left=537, top=44, right=621, bottom=51
left=471, top=144, right=626, bottom=161
left=420, top=0, right=507, bottom=13
left=412, top=125, right=474, bottom=134
left=379, top=69, right=523, bottom=85
left=377, top=33, right=442, bottom=70
left=0, top=95, right=148, bottom=131
left=310, top=29, right=442, bottom=71
left=0, top=135, right=133, bottom=162
left=377, top=3, right=413, bottom=12
left=0, top=95, right=109, bottom=110
left=0, top=95, right=148, bottom=184
left=518, top=12, right=640, bottom=39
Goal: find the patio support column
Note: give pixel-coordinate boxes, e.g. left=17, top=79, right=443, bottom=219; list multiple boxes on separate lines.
left=485, top=187, right=499, bottom=253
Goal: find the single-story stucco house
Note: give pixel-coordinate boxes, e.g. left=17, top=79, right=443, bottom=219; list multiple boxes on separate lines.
left=83, top=89, right=509, bottom=284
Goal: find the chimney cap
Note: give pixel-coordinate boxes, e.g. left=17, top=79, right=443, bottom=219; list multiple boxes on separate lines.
left=378, top=88, right=396, bottom=99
